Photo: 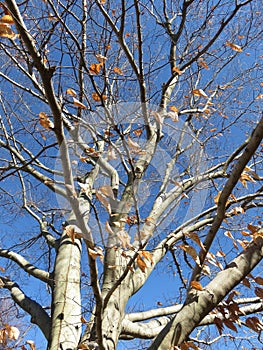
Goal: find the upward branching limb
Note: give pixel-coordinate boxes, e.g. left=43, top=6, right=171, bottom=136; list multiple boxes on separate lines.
left=0, top=277, right=51, bottom=340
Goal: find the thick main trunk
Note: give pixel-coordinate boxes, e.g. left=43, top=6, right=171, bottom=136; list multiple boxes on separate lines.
left=48, top=232, right=82, bottom=350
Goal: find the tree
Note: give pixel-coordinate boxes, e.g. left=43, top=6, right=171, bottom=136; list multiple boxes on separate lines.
left=0, top=0, right=262, bottom=349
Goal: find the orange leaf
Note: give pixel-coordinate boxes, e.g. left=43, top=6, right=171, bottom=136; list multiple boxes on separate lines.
left=66, top=88, right=77, bottom=97
left=172, top=66, right=183, bottom=75
left=113, top=67, right=124, bottom=75
left=89, top=63, right=102, bottom=75
left=137, top=255, right=147, bottom=272
left=0, top=14, right=15, bottom=24
left=169, top=106, right=179, bottom=113
left=190, top=281, right=203, bottom=291
left=226, top=42, right=242, bottom=52
left=39, top=112, right=54, bottom=130
left=256, top=93, right=263, bottom=99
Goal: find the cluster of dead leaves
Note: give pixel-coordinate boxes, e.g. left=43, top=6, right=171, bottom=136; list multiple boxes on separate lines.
left=0, top=6, right=17, bottom=39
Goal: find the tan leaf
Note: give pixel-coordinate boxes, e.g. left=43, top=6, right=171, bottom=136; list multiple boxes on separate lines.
left=137, top=255, right=147, bottom=272
left=198, top=60, right=209, bottom=69
left=39, top=112, right=54, bottom=130
left=0, top=266, right=5, bottom=272
left=95, top=53, right=107, bottom=63
left=92, top=92, right=107, bottom=101
left=89, top=63, right=102, bottom=75
left=179, top=244, right=200, bottom=266
left=193, top=89, right=208, bottom=98
left=185, top=232, right=205, bottom=251
left=224, top=231, right=234, bottom=239
left=66, top=88, right=77, bottom=97
left=26, top=340, right=36, bottom=350
left=113, top=67, right=124, bottom=75
left=190, top=281, right=203, bottom=291
left=72, top=97, right=87, bottom=109
left=226, top=42, right=242, bottom=52
left=256, top=93, right=263, bottom=99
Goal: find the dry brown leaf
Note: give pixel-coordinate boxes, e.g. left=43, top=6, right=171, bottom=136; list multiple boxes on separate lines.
left=88, top=247, right=103, bottom=260
left=242, top=277, right=251, bottom=288
left=92, top=92, right=107, bottom=101
left=39, top=112, right=54, bottom=130
left=0, top=23, right=16, bottom=38
left=223, top=319, right=237, bottom=332
left=254, top=276, right=263, bottom=286
left=137, top=255, right=147, bottom=272
left=190, top=281, right=203, bottom=291
left=180, top=244, right=201, bottom=266
left=89, top=63, right=102, bottom=75
left=226, top=42, right=242, bottom=52
left=141, top=250, right=153, bottom=264
left=113, top=67, right=124, bottom=75
left=198, top=60, right=209, bottom=69
left=193, top=89, right=208, bottom=98
left=185, top=232, right=205, bottom=251
left=256, top=93, right=263, bottom=99
left=72, top=97, right=87, bottom=109
left=254, top=287, right=263, bottom=298
left=0, top=14, right=15, bottom=24
left=172, top=66, right=183, bottom=75
left=224, top=231, right=234, bottom=239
